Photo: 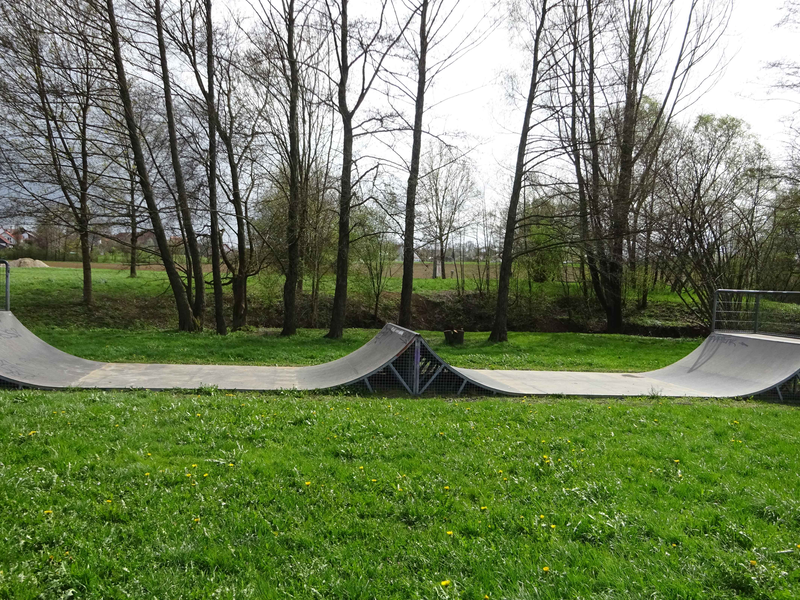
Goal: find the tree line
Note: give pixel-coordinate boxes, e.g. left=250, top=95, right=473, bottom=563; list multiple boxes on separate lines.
left=0, top=0, right=798, bottom=338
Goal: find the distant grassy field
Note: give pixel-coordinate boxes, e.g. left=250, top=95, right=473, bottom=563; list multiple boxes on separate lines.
left=2, top=391, right=799, bottom=599
left=8, top=266, right=694, bottom=331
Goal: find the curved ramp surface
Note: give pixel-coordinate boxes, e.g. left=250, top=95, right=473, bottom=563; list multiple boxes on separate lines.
left=0, top=312, right=419, bottom=391
left=454, top=332, right=800, bottom=397
left=1, top=311, right=798, bottom=398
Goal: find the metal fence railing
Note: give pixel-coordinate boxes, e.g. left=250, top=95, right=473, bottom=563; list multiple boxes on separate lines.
left=712, top=289, right=800, bottom=337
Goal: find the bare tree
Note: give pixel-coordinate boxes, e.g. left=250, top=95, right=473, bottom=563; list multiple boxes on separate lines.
left=322, top=0, right=415, bottom=339
left=391, top=0, right=494, bottom=326
left=578, top=0, right=730, bottom=332
left=0, top=0, right=110, bottom=305
left=104, top=0, right=198, bottom=330
left=151, top=0, right=206, bottom=327
left=417, top=141, right=477, bottom=279
left=489, top=0, right=558, bottom=342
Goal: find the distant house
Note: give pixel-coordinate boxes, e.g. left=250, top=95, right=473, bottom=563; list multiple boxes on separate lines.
left=0, top=230, right=15, bottom=249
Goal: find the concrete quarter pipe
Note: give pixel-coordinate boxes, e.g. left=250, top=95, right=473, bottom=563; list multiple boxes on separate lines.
left=1, top=310, right=799, bottom=398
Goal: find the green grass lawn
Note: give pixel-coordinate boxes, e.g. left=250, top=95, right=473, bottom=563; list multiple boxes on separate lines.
left=3, top=268, right=798, bottom=598
left=2, top=391, right=799, bottom=599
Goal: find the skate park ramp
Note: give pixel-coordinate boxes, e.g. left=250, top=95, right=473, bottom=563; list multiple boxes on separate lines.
left=0, top=311, right=421, bottom=392
left=455, top=332, right=800, bottom=398
left=1, top=309, right=799, bottom=398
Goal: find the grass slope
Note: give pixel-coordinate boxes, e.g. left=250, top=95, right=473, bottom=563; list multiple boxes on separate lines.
left=1, top=391, right=799, bottom=599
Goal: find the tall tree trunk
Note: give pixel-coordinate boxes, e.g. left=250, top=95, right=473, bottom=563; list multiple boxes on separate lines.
left=79, top=227, right=92, bottom=305
left=585, top=0, right=607, bottom=310
left=282, top=0, right=301, bottom=336
left=439, top=238, right=446, bottom=279
left=155, top=0, right=204, bottom=328
left=216, top=129, right=248, bottom=330
left=606, top=11, right=639, bottom=334
left=206, top=0, right=227, bottom=335
left=489, top=0, right=549, bottom=343
left=105, top=0, right=196, bottom=331
left=78, top=109, right=92, bottom=306
left=398, top=0, right=429, bottom=328
left=327, top=111, right=353, bottom=339
left=326, top=0, right=353, bottom=340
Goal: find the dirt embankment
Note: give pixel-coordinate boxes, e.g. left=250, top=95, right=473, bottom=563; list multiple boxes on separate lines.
left=5, top=258, right=50, bottom=268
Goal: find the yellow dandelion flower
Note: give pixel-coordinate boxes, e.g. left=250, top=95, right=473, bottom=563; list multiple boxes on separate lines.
left=196, top=413, right=201, bottom=417
left=481, top=506, right=487, bottom=510
left=551, top=524, right=556, bottom=529
left=371, top=479, right=377, bottom=482
left=498, top=470, right=502, bottom=473
left=145, top=472, right=150, bottom=476
left=444, top=486, right=450, bottom=490
left=186, top=473, right=192, bottom=477
left=441, top=580, right=451, bottom=587
left=204, top=473, right=208, bottom=477
left=192, top=464, right=197, bottom=467
left=542, top=566, right=550, bottom=572
left=674, top=460, right=680, bottom=463
left=29, top=431, right=37, bottom=435
left=106, top=500, right=112, bottom=503
left=447, top=531, right=453, bottom=535
left=750, top=560, right=757, bottom=566
left=305, top=481, right=311, bottom=486
left=194, top=518, right=200, bottom=522
left=359, top=466, right=364, bottom=470
left=228, top=463, right=234, bottom=467
left=44, top=510, right=52, bottom=514
left=147, top=453, right=151, bottom=456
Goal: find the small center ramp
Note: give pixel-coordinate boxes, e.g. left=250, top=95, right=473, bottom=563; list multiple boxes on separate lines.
left=1, top=310, right=799, bottom=398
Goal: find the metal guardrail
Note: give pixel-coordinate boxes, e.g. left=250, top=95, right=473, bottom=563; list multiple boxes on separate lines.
left=0, top=260, right=8, bottom=311
left=712, top=289, right=800, bottom=336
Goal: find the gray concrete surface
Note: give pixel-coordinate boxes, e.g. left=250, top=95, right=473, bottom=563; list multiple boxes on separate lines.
left=454, top=332, right=800, bottom=397
left=1, top=310, right=797, bottom=397
left=0, top=312, right=417, bottom=391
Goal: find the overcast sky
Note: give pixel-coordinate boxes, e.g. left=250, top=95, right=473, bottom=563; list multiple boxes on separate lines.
left=411, top=0, right=798, bottom=203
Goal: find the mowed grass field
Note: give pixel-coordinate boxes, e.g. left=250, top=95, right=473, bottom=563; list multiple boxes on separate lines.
left=2, top=391, right=800, bottom=599
left=3, top=267, right=799, bottom=598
